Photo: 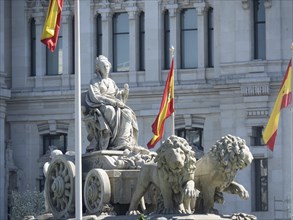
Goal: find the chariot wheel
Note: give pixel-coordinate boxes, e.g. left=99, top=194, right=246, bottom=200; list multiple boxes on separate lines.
left=45, top=156, right=75, bottom=219
left=84, top=168, right=111, bottom=214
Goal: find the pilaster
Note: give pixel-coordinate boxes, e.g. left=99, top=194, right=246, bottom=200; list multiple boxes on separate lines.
left=0, top=101, right=7, bottom=220
left=100, top=8, right=112, bottom=60
left=144, top=0, right=160, bottom=84
left=194, top=2, right=207, bottom=68
left=34, top=14, right=46, bottom=88
left=61, top=12, right=74, bottom=89
left=166, top=4, right=179, bottom=83
left=127, top=7, right=139, bottom=85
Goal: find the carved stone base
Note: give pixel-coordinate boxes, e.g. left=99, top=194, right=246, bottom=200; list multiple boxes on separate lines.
left=36, top=213, right=234, bottom=220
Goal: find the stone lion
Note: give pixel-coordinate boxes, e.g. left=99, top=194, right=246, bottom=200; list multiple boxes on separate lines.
left=194, top=134, right=253, bottom=213
left=127, top=135, right=198, bottom=215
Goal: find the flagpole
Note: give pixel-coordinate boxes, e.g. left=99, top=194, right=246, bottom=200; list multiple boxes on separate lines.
left=290, top=42, right=293, bottom=220
left=74, top=0, right=82, bottom=219
left=170, top=46, right=175, bottom=136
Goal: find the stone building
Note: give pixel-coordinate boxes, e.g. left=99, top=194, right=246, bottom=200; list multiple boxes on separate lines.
left=0, top=0, right=292, bottom=219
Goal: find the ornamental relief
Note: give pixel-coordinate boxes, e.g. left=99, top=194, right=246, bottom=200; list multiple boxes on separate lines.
left=25, top=0, right=73, bottom=13
left=241, top=84, right=269, bottom=96
left=247, top=109, right=268, bottom=118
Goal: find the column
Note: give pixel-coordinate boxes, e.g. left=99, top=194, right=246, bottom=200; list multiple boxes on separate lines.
left=144, top=0, right=160, bottom=84
left=100, top=9, right=112, bottom=61
left=34, top=14, right=46, bottom=88
left=167, top=4, right=179, bottom=82
left=0, top=0, right=5, bottom=79
left=0, top=101, right=7, bottom=220
left=61, top=12, right=73, bottom=89
left=127, top=7, right=139, bottom=85
left=194, top=2, right=207, bottom=68
left=0, top=1, right=11, bottom=218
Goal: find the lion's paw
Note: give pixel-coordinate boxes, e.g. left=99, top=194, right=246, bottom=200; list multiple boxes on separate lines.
left=234, top=185, right=249, bottom=199
left=239, top=188, right=249, bottom=199
left=126, top=210, right=141, bottom=215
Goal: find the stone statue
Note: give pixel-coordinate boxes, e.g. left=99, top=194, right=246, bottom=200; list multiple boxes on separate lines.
left=128, top=135, right=198, bottom=215
left=127, top=134, right=253, bottom=216
left=193, top=134, right=253, bottom=214
left=82, top=55, right=139, bottom=152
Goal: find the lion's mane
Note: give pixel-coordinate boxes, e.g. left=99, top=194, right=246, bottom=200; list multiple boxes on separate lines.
left=154, top=135, right=197, bottom=193
left=207, top=134, right=252, bottom=191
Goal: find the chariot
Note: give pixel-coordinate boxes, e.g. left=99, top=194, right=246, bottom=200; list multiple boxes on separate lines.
left=44, top=150, right=154, bottom=219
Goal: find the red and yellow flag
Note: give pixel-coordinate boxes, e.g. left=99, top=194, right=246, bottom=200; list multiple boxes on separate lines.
left=41, top=0, right=63, bottom=52
left=147, top=58, right=175, bottom=149
left=263, top=60, right=292, bottom=151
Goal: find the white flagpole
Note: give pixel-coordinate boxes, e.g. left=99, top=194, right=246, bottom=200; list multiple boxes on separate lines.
left=170, top=46, right=175, bottom=136
left=74, top=0, right=82, bottom=219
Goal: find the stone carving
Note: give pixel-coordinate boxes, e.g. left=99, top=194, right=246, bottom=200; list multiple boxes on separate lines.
left=128, top=135, right=198, bottom=215
left=194, top=134, right=253, bottom=213
left=82, top=55, right=139, bottom=152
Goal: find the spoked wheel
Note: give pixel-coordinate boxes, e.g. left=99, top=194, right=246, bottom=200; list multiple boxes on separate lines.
left=45, top=156, right=75, bottom=219
left=84, top=168, right=111, bottom=214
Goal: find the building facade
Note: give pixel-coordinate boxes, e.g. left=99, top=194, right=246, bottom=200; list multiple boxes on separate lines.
left=0, top=0, right=292, bottom=219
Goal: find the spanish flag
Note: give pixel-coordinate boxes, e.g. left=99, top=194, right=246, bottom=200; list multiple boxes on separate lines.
left=147, top=58, right=175, bottom=149
left=41, top=0, right=63, bottom=52
left=263, top=60, right=292, bottom=151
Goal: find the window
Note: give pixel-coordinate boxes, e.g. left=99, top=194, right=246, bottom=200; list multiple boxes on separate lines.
left=251, top=126, right=265, bottom=146
left=180, top=8, right=198, bottom=69
left=96, top=14, right=102, bottom=57
left=253, top=158, right=268, bottom=211
left=253, top=0, right=266, bottom=60
left=164, top=10, right=170, bottom=69
left=207, top=7, right=214, bottom=68
left=43, top=133, right=67, bottom=155
left=113, top=13, right=129, bottom=72
left=139, top=12, right=145, bottom=71
left=176, top=127, right=203, bottom=155
left=30, top=18, right=36, bottom=76
left=40, top=133, right=67, bottom=191
left=46, top=26, right=63, bottom=75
